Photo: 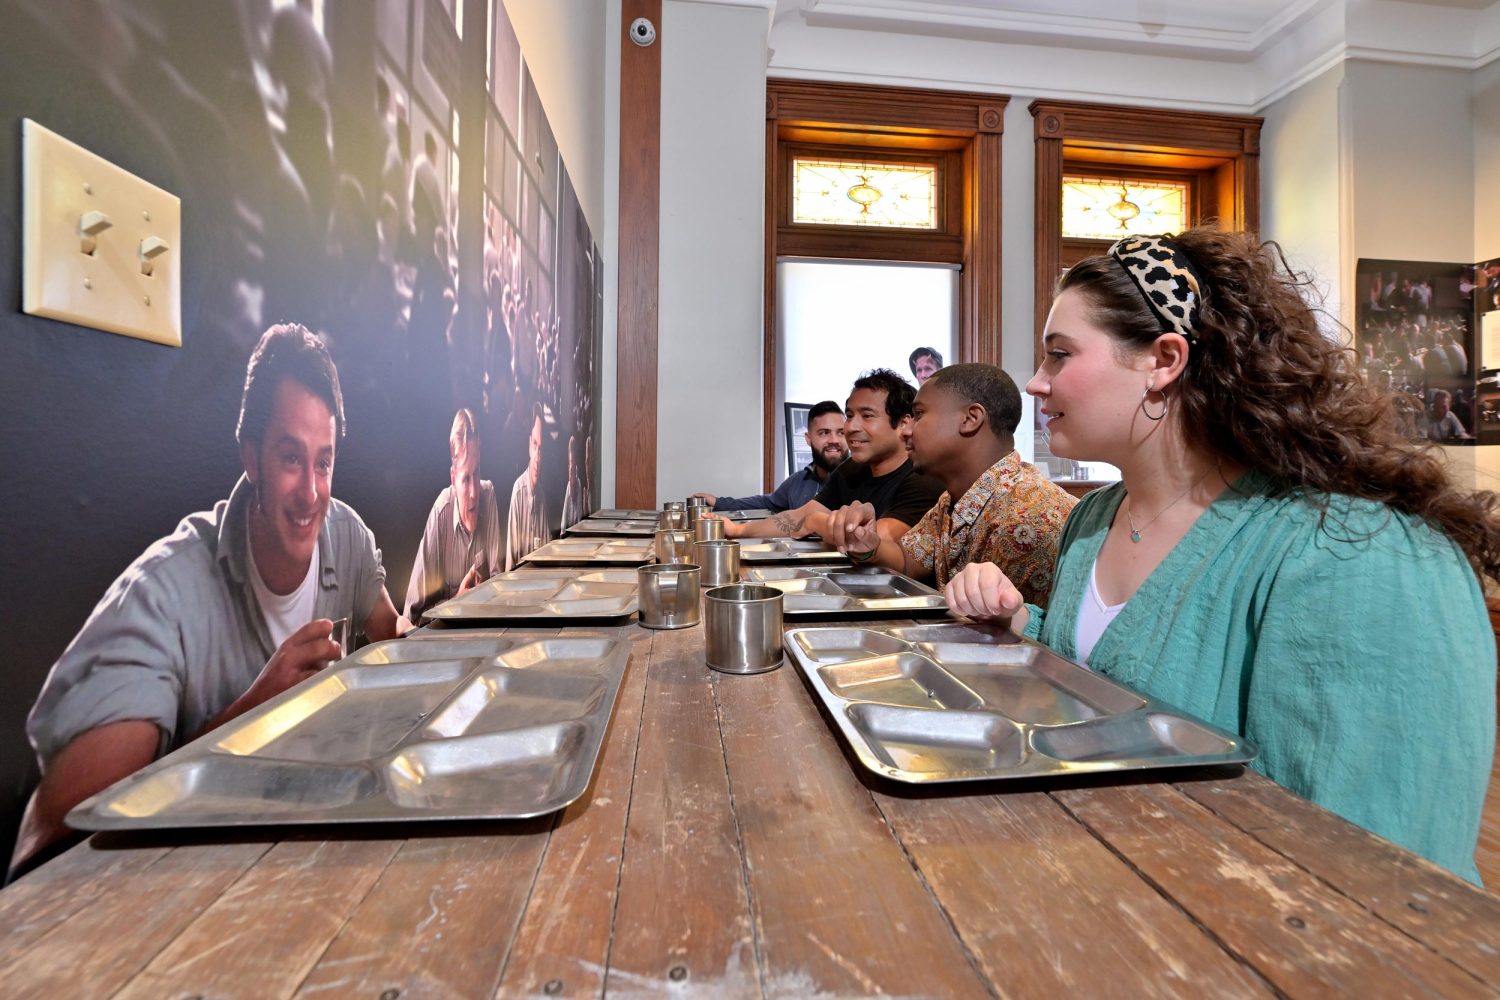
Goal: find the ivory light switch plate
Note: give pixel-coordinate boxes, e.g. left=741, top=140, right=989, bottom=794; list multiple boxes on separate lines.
left=22, top=119, right=182, bottom=347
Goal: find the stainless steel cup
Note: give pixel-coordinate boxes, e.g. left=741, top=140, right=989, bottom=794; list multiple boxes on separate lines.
left=657, top=509, right=686, bottom=530
left=329, top=616, right=351, bottom=659
left=685, top=503, right=709, bottom=524
left=663, top=500, right=686, bottom=512
left=654, top=528, right=694, bottom=564
left=704, top=584, right=783, bottom=673
left=694, top=539, right=741, bottom=587
left=694, top=516, right=725, bottom=542
left=638, top=564, right=702, bottom=629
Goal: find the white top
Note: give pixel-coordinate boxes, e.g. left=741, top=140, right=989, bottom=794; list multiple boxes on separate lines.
left=1074, top=559, right=1126, bottom=667
left=247, top=523, right=322, bottom=651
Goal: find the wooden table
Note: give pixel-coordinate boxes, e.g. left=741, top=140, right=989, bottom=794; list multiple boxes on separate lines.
left=1, top=619, right=1497, bottom=998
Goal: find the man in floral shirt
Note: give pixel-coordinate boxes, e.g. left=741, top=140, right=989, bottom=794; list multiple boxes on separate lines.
left=826, top=364, right=1075, bottom=606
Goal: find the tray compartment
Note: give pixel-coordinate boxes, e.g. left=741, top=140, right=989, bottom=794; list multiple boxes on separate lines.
left=826, top=573, right=930, bottom=598
left=385, top=722, right=588, bottom=812
left=214, top=662, right=472, bottom=762
left=818, top=653, right=983, bottom=711
left=1031, top=712, right=1237, bottom=763
left=791, top=628, right=910, bottom=662
left=845, top=704, right=1026, bottom=773
left=352, top=638, right=513, bottom=664
left=96, top=757, right=379, bottom=819
left=422, top=668, right=606, bottom=738
left=783, top=594, right=855, bottom=612
left=761, top=577, right=846, bottom=595
left=888, top=624, right=1015, bottom=646
left=496, top=637, right=621, bottom=671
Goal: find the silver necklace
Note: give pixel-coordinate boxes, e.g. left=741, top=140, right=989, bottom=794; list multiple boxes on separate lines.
left=1125, top=467, right=1215, bottom=543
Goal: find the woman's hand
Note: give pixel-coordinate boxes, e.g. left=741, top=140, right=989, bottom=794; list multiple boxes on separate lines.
left=944, top=562, right=1025, bottom=625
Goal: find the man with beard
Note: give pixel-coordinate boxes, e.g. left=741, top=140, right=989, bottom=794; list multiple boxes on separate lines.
left=404, top=408, right=503, bottom=620
left=720, top=370, right=943, bottom=543
left=825, top=364, right=1074, bottom=606
left=693, top=400, right=847, bottom=513
left=15, top=324, right=405, bottom=875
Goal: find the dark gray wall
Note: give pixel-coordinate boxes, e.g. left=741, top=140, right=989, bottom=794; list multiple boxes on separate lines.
left=0, top=0, right=602, bottom=864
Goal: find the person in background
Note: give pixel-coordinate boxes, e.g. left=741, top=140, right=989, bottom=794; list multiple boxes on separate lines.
left=1427, top=389, right=1469, bottom=442
left=945, top=229, right=1497, bottom=883
left=826, top=364, right=1075, bottom=606
left=506, top=402, right=551, bottom=571
left=404, top=408, right=503, bottom=621
left=14, top=324, right=406, bottom=876
left=561, top=433, right=589, bottom=527
left=693, top=400, right=848, bottom=513
left=720, top=370, right=943, bottom=544
left=909, top=346, right=944, bottom=384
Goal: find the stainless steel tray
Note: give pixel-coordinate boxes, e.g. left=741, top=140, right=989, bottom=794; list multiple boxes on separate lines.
left=746, top=566, right=946, bottom=618
left=521, top=537, right=656, bottom=565
left=589, top=507, right=772, bottom=522
left=564, top=518, right=657, bottom=536
left=68, top=635, right=631, bottom=830
left=423, top=569, right=639, bottom=624
left=786, top=623, right=1257, bottom=784
left=738, top=538, right=851, bottom=564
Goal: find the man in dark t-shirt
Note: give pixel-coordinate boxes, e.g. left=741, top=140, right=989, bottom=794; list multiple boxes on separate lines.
left=721, top=369, right=944, bottom=542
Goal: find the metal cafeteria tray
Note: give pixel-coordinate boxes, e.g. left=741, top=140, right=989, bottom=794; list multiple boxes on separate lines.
left=423, top=569, right=639, bottom=624
left=738, top=537, right=852, bottom=564
left=521, top=536, right=656, bottom=565
left=746, top=566, right=946, bottom=618
left=68, top=635, right=631, bottom=830
left=564, top=518, right=658, bottom=537
left=590, top=507, right=773, bottom=522
left=786, top=623, right=1257, bottom=784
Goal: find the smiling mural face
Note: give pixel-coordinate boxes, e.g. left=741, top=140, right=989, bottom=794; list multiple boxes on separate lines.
left=243, top=378, right=337, bottom=588
left=843, top=388, right=904, bottom=467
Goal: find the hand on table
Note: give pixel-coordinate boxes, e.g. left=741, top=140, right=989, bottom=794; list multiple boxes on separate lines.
left=944, top=562, right=1024, bottom=624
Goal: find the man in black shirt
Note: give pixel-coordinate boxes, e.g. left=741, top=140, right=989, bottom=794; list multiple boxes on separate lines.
left=721, top=369, right=944, bottom=542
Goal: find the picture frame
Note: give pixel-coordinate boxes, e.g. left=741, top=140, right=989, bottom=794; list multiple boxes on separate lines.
left=784, top=401, right=813, bottom=479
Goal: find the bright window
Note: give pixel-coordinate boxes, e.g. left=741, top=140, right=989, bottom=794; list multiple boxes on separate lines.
left=1062, top=176, right=1188, bottom=240
left=791, top=158, right=938, bottom=229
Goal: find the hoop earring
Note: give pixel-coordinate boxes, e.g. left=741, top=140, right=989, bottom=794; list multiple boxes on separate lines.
left=1140, top=385, right=1169, bottom=422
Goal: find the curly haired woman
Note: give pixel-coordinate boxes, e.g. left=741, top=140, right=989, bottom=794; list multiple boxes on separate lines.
left=946, top=228, right=1498, bottom=883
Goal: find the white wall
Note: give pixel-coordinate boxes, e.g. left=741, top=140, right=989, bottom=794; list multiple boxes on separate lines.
left=1474, top=59, right=1500, bottom=263
left=1259, top=63, right=1347, bottom=330
left=656, top=0, right=771, bottom=502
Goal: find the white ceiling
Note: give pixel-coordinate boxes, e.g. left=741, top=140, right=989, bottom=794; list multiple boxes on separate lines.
left=764, top=0, right=1500, bottom=111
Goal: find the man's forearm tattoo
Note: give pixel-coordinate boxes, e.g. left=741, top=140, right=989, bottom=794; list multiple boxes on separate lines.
left=773, top=511, right=807, bottom=535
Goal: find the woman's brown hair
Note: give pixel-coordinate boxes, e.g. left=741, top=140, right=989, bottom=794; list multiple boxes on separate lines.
left=1058, top=226, right=1500, bottom=582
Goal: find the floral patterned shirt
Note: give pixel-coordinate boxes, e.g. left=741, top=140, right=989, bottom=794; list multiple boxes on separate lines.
left=899, top=452, right=1076, bottom=606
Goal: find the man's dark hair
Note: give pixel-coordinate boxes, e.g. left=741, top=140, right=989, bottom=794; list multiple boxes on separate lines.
left=908, top=346, right=944, bottom=376
left=237, top=323, right=345, bottom=447
left=925, top=363, right=1022, bottom=437
left=850, top=369, right=917, bottom=427
left=808, top=400, right=843, bottom=423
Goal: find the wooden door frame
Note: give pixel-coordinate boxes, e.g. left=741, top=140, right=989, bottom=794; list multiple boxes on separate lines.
left=764, top=80, right=1008, bottom=490
left=1030, top=99, right=1262, bottom=366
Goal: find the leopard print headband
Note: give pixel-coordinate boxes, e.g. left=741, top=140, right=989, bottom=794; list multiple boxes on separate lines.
left=1108, top=234, right=1203, bottom=344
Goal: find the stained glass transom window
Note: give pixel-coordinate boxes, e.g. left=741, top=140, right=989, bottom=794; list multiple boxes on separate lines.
left=1062, top=176, right=1188, bottom=240
left=791, top=158, right=938, bottom=229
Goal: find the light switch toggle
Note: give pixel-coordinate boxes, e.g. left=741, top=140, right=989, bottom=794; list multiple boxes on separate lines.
left=79, top=210, right=112, bottom=255
left=138, top=235, right=169, bottom=276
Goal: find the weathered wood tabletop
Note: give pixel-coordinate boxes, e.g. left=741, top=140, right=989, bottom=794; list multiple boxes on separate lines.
left=1, top=619, right=1497, bottom=998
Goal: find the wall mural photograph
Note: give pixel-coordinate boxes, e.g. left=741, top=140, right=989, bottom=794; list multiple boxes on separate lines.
left=1353, top=258, right=1475, bottom=444
left=0, top=0, right=602, bottom=871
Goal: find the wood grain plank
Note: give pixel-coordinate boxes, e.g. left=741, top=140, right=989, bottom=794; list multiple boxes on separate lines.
left=0, top=839, right=171, bottom=960
left=1055, top=781, right=1491, bottom=998
left=113, top=838, right=402, bottom=999
left=605, top=623, right=758, bottom=997
left=1177, top=771, right=1500, bottom=991
left=871, top=785, right=1273, bottom=998
left=291, top=823, right=552, bottom=999
left=0, top=839, right=271, bottom=997
left=493, top=625, right=655, bottom=998
left=715, top=652, right=993, bottom=999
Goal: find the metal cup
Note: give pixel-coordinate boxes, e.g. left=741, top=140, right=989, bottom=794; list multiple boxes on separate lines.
left=704, top=584, right=783, bottom=673
left=663, top=500, right=686, bottom=512
left=657, top=509, right=686, bottom=530
left=685, top=503, right=709, bottom=523
left=329, top=616, right=351, bottom=660
left=694, top=516, right=725, bottom=542
left=638, top=564, right=702, bottom=629
left=694, top=539, right=741, bottom=587
left=654, top=528, right=694, bottom=564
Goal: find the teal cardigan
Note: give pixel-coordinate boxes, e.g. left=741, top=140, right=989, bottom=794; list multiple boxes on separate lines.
left=1024, top=472, right=1495, bottom=884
